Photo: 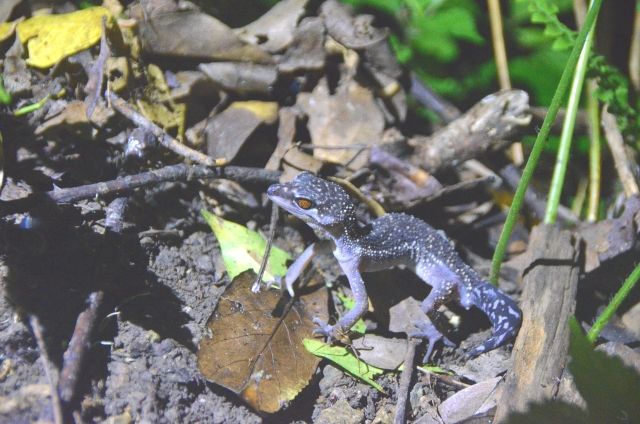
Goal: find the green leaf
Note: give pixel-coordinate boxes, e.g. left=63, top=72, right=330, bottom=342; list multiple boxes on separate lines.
left=568, top=317, right=640, bottom=422
left=303, top=339, right=384, bottom=392
left=336, top=293, right=367, bottom=334
left=201, top=209, right=290, bottom=283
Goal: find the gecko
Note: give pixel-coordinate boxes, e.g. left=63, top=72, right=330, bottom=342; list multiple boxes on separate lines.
left=267, top=172, right=522, bottom=359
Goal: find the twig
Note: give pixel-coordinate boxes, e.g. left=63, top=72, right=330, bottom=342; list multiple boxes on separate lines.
left=487, top=0, right=511, bottom=90
left=409, top=74, right=460, bottom=123
left=85, top=17, right=110, bottom=120
left=329, top=176, right=386, bottom=217
left=251, top=202, right=279, bottom=293
left=30, top=315, right=64, bottom=424
left=394, top=338, right=420, bottom=424
left=629, top=3, right=640, bottom=92
left=0, top=164, right=281, bottom=215
left=59, top=292, right=104, bottom=403
left=487, top=0, right=523, bottom=165
left=108, top=92, right=226, bottom=167
left=601, top=106, right=639, bottom=197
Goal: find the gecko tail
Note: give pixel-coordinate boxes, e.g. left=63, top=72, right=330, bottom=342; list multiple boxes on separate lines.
left=467, top=282, right=522, bottom=357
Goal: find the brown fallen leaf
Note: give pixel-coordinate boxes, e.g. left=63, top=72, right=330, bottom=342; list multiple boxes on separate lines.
left=34, top=100, right=114, bottom=138
left=197, top=270, right=328, bottom=413
left=139, top=10, right=271, bottom=63
left=235, top=0, right=308, bottom=53
left=438, top=377, right=501, bottom=424
left=205, top=101, right=278, bottom=162
left=278, top=17, right=326, bottom=73
left=199, top=62, right=278, bottom=95
left=297, top=78, right=384, bottom=169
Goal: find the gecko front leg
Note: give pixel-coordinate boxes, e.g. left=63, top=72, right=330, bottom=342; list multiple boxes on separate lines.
left=281, top=240, right=334, bottom=296
left=313, top=258, right=368, bottom=343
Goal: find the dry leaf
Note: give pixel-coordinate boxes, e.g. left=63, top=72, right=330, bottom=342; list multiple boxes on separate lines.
left=438, top=377, right=501, bottom=424
left=205, top=101, right=278, bottom=162
left=198, top=271, right=328, bottom=413
left=139, top=10, right=271, bottom=63
left=16, top=7, right=112, bottom=68
left=297, top=78, right=384, bottom=169
left=235, top=0, right=308, bottom=53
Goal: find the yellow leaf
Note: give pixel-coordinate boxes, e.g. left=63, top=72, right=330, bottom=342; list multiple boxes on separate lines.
left=0, top=21, right=16, bottom=42
left=229, top=101, right=278, bottom=124
left=16, top=7, right=112, bottom=68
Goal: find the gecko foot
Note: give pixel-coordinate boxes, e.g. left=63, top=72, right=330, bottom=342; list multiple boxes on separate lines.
left=312, top=317, right=336, bottom=343
left=409, top=321, right=455, bottom=363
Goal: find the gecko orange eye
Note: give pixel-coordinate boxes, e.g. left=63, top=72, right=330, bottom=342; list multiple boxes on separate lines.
left=295, top=198, right=313, bottom=209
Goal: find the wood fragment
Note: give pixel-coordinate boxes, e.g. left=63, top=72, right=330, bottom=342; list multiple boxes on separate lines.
left=601, top=106, right=639, bottom=197
left=0, top=165, right=281, bottom=215
left=30, top=316, right=64, bottom=424
left=394, top=338, right=420, bottom=424
left=494, top=225, right=581, bottom=422
left=59, top=292, right=104, bottom=403
left=410, top=90, right=531, bottom=174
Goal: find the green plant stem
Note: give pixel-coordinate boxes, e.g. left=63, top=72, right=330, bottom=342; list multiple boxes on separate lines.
left=0, top=76, right=11, bottom=105
left=587, top=262, right=640, bottom=343
left=586, top=80, right=601, bottom=222
left=14, top=94, right=51, bottom=116
left=544, top=17, right=595, bottom=224
left=489, top=0, right=605, bottom=284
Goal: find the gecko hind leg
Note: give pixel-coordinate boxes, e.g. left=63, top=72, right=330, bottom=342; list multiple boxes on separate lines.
left=410, top=288, right=456, bottom=362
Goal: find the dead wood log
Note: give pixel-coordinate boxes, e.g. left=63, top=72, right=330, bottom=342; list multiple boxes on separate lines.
left=494, top=225, right=581, bottom=422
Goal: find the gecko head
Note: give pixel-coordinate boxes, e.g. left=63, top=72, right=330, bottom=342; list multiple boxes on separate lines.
left=267, top=172, right=356, bottom=230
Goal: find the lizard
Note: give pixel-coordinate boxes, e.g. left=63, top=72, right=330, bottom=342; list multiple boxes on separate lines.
left=267, top=171, right=522, bottom=359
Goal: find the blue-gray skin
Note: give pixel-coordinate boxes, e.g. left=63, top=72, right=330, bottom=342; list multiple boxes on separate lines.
left=267, top=172, right=522, bottom=359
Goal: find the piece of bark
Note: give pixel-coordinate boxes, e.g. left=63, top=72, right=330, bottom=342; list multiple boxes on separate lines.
left=493, top=225, right=581, bottom=422
left=409, top=90, right=531, bottom=174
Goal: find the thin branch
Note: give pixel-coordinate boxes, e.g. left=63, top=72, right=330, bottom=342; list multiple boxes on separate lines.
left=108, top=92, right=226, bottom=167
left=59, top=292, right=104, bottom=403
left=487, top=0, right=523, bottom=165
left=601, top=106, right=640, bottom=197
left=0, top=164, right=281, bottom=215
left=30, top=316, right=64, bottom=424
left=394, top=338, right=420, bottom=424
left=629, top=2, right=640, bottom=92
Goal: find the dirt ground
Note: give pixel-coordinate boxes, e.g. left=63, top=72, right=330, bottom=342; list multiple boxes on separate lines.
left=0, top=191, right=517, bottom=423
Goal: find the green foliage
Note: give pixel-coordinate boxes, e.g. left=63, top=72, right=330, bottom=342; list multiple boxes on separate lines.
left=523, top=0, right=640, bottom=136
left=201, top=210, right=291, bottom=284
left=303, top=338, right=385, bottom=391
left=525, top=0, right=576, bottom=51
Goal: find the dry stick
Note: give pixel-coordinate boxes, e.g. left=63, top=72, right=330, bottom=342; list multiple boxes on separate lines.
left=84, top=17, right=110, bottom=120
left=394, top=338, right=420, bottom=424
left=108, top=92, right=226, bottom=167
left=58, top=292, right=104, bottom=403
left=601, top=106, right=639, bottom=197
left=629, top=4, right=640, bottom=92
left=251, top=202, right=279, bottom=293
left=30, top=316, right=64, bottom=424
left=487, top=0, right=523, bottom=166
left=0, top=164, right=281, bottom=214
